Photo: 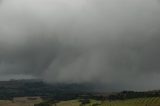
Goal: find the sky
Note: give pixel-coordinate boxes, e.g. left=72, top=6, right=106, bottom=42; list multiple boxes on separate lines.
left=0, top=0, right=160, bottom=91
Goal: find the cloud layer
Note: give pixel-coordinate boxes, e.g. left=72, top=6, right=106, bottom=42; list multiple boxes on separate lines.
left=0, top=0, right=160, bottom=91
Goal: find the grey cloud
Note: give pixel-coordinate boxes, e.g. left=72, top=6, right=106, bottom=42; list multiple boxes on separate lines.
left=0, top=0, right=160, bottom=91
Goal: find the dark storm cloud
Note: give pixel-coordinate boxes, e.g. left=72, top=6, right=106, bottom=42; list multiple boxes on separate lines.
left=0, top=0, right=160, bottom=90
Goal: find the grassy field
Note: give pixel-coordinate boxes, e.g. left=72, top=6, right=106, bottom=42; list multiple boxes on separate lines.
left=101, top=97, right=160, bottom=106
left=56, top=100, right=81, bottom=106
left=0, top=97, right=160, bottom=106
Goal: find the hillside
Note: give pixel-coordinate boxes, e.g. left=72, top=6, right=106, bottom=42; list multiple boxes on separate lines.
left=0, top=79, right=97, bottom=100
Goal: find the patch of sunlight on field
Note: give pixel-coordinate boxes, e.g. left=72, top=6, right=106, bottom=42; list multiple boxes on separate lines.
left=56, top=100, right=81, bottom=106
left=0, top=97, right=42, bottom=106
left=84, top=99, right=101, bottom=106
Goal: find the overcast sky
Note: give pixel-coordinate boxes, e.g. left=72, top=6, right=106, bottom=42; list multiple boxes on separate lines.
left=0, top=0, right=160, bottom=91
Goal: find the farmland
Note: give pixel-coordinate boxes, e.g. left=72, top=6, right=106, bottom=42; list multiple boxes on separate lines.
left=101, top=97, right=160, bottom=106
left=0, top=80, right=160, bottom=106
left=51, top=97, right=160, bottom=106
left=0, top=97, right=160, bottom=106
left=0, top=97, right=42, bottom=106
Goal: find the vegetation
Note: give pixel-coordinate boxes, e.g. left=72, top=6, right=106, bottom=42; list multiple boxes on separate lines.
left=34, top=102, right=52, bottom=106
left=0, top=80, right=160, bottom=106
left=101, top=97, right=160, bottom=106
left=108, top=90, right=160, bottom=100
left=0, top=79, right=94, bottom=100
left=0, top=96, right=160, bottom=106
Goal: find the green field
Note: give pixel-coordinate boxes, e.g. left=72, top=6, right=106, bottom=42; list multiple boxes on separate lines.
left=85, top=97, right=160, bottom=106
left=101, top=97, right=160, bottom=106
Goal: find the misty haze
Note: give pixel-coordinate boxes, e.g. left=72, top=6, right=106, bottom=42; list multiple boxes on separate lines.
left=0, top=0, right=160, bottom=106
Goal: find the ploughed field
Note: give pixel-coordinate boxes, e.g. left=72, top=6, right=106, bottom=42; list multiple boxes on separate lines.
left=0, top=97, right=160, bottom=106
